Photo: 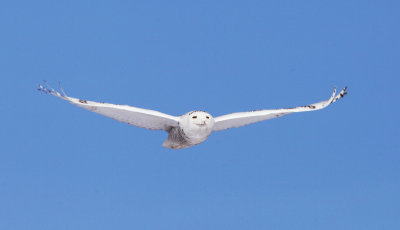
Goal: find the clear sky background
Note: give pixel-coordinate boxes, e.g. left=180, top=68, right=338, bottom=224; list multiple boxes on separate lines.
left=1, top=1, right=399, bottom=229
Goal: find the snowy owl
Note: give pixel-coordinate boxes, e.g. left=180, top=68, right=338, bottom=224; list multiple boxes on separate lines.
left=38, top=83, right=347, bottom=149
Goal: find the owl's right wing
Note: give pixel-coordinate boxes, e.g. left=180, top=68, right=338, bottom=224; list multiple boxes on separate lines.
left=38, top=83, right=179, bottom=131
left=212, top=87, right=347, bottom=132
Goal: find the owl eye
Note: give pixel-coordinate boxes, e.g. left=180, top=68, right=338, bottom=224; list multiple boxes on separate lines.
left=192, top=116, right=197, bottom=119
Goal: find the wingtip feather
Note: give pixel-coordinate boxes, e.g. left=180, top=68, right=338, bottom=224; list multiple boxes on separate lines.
left=37, top=80, right=65, bottom=98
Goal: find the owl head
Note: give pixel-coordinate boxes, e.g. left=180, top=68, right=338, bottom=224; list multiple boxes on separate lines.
left=181, top=111, right=215, bottom=131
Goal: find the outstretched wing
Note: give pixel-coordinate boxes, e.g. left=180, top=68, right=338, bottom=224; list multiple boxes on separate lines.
left=38, top=83, right=179, bottom=130
left=212, top=87, right=348, bottom=132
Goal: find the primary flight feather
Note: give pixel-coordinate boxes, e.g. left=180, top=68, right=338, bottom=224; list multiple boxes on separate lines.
left=38, top=83, right=347, bottom=149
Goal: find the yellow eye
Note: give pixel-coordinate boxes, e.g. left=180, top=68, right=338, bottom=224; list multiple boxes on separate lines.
left=192, top=116, right=197, bottom=119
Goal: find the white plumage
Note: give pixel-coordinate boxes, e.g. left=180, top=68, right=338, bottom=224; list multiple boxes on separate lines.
left=38, top=83, right=347, bottom=149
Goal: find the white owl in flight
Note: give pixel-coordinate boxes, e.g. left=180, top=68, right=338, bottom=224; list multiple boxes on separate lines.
left=38, top=83, right=347, bottom=149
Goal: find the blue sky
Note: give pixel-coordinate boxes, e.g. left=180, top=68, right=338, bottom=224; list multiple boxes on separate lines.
left=1, top=0, right=399, bottom=229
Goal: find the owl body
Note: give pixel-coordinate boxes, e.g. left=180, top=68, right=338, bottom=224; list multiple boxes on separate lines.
left=163, top=111, right=215, bottom=149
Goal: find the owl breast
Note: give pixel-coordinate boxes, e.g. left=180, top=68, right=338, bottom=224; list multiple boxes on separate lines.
left=162, top=125, right=211, bottom=149
left=181, top=123, right=212, bottom=145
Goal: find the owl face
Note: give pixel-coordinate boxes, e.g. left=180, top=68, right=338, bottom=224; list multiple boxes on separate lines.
left=182, top=111, right=215, bottom=131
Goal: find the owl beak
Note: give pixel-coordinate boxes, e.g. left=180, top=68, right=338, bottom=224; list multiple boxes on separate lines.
left=196, top=120, right=207, bottom=127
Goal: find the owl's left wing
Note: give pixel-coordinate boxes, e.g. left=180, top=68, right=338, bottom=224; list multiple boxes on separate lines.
left=212, top=87, right=347, bottom=132
left=38, top=83, right=179, bottom=130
